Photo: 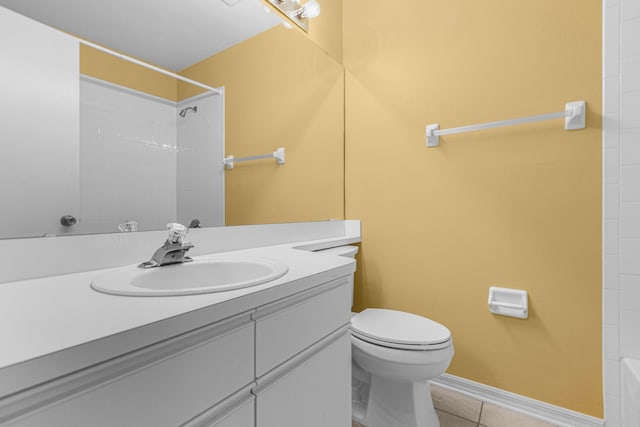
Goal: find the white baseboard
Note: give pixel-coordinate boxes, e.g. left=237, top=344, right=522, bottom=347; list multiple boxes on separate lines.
left=431, top=374, right=604, bottom=427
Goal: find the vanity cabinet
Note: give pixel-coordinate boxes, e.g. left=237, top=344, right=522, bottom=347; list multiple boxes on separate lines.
left=2, top=314, right=255, bottom=427
left=0, top=274, right=353, bottom=427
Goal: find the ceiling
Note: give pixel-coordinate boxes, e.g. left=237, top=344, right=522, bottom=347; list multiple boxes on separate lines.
left=0, top=0, right=281, bottom=71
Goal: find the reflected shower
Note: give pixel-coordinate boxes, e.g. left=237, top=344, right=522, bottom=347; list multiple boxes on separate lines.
left=178, top=106, right=198, bottom=117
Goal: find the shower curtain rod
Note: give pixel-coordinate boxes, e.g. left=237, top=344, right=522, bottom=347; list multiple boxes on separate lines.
left=79, top=40, right=222, bottom=95
left=425, top=100, right=586, bottom=147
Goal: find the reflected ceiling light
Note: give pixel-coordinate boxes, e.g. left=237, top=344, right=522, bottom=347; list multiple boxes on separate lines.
left=268, top=0, right=321, bottom=32
left=297, top=0, right=320, bottom=19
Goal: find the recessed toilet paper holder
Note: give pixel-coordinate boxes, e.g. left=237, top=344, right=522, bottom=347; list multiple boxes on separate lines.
left=488, top=287, right=528, bottom=319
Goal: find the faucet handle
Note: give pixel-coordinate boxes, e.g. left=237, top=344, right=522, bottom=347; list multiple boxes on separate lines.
left=118, top=220, right=138, bottom=232
left=166, top=222, right=187, bottom=243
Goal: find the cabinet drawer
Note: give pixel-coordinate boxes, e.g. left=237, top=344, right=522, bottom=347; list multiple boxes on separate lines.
left=253, top=277, right=352, bottom=377
left=184, top=386, right=255, bottom=427
left=4, top=315, right=254, bottom=427
left=255, top=331, right=351, bottom=427
left=208, top=397, right=253, bottom=427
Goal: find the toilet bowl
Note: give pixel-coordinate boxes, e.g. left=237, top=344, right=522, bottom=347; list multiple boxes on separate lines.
left=351, top=308, right=453, bottom=427
left=316, top=246, right=454, bottom=427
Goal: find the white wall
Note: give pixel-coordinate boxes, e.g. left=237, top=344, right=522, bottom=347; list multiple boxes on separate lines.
left=603, top=0, right=640, bottom=425
left=0, top=7, right=79, bottom=239
left=79, top=77, right=178, bottom=234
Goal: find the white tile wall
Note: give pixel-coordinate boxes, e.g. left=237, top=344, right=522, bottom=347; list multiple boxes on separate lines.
left=621, top=275, right=640, bottom=311
left=606, top=147, right=621, bottom=183
left=621, top=130, right=640, bottom=164
left=621, top=311, right=640, bottom=348
left=621, top=57, right=640, bottom=93
left=620, top=20, right=640, bottom=57
left=80, top=79, right=225, bottom=235
left=606, top=358, right=622, bottom=398
left=605, top=220, right=620, bottom=254
left=80, top=78, right=178, bottom=234
left=603, top=0, right=640, bottom=425
left=606, top=184, right=621, bottom=219
left=621, top=95, right=640, bottom=129
left=605, top=289, right=620, bottom=325
left=604, top=254, right=621, bottom=290
left=606, top=392, right=622, bottom=427
left=604, top=324, right=620, bottom=360
left=620, top=166, right=640, bottom=200
left=605, top=77, right=621, bottom=114
left=176, top=92, right=225, bottom=228
left=620, top=0, right=640, bottom=20
left=621, top=204, right=640, bottom=237
left=620, top=240, right=640, bottom=274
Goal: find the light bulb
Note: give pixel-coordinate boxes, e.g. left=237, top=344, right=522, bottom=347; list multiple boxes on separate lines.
left=300, top=0, right=320, bottom=19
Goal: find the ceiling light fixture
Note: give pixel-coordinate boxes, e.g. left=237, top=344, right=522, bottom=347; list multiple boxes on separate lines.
left=268, top=0, right=321, bottom=32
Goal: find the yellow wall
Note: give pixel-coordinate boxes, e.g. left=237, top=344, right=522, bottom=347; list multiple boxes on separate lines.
left=80, top=44, right=178, bottom=101
left=344, top=0, right=602, bottom=417
left=180, top=27, right=344, bottom=225
left=305, top=0, right=342, bottom=62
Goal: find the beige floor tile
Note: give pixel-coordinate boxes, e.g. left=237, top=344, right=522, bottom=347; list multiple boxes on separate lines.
left=431, top=384, right=482, bottom=422
left=480, top=403, right=557, bottom=427
left=437, top=409, right=479, bottom=427
left=352, top=421, right=364, bottom=427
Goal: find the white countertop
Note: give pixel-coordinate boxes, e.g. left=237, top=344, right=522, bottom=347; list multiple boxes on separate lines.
left=0, top=241, right=357, bottom=396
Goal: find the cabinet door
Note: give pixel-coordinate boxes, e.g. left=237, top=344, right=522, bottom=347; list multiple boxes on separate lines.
left=255, top=332, right=351, bottom=427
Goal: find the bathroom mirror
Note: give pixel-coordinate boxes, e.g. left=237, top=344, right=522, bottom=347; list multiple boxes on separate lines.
left=0, top=0, right=345, bottom=239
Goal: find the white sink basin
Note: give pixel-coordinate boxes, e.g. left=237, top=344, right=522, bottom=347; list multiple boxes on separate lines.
left=91, top=257, right=289, bottom=296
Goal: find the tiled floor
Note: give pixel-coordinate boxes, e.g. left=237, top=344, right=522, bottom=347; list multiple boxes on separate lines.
left=352, top=384, right=558, bottom=427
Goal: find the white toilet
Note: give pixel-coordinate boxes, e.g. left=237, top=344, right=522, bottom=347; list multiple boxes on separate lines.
left=318, top=246, right=454, bottom=427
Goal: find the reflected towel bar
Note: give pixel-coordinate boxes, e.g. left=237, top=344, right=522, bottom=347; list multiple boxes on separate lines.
left=223, top=147, right=285, bottom=170
left=426, top=100, right=586, bottom=147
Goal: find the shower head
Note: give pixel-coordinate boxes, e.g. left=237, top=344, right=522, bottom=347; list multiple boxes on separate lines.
left=178, top=106, right=198, bottom=117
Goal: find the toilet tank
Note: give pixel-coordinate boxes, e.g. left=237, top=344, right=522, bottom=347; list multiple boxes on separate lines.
left=314, top=245, right=359, bottom=258
left=314, top=245, right=359, bottom=308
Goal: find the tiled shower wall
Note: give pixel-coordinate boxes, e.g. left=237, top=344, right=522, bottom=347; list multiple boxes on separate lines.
left=80, top=77, right=178, bottom=234
left=79, top=78, right=225, bottom=234
left=603, top=0, right=640, bottom=425
left=176, top=93, right=225, bottom=229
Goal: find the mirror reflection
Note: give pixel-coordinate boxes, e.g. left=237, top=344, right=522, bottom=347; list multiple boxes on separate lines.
left=78, top=49, right=225, bottom=236
left=0, top=0, right=345, bottom=240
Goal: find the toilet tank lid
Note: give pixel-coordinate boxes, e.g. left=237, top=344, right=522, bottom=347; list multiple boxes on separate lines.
left=351, top=308, right=451, bottom=346
left=314, top=245, right=359, bottom=258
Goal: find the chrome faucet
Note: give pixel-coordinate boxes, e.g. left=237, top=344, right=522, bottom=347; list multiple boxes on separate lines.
left=139, top=223, right=194, bottom=268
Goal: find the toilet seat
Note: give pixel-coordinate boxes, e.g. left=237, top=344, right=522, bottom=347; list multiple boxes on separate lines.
left=351, top=308, right=451, bottom=350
